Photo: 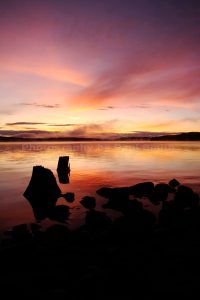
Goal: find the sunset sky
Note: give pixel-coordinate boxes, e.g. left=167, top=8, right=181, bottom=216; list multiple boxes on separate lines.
left=0, top=0, right=200, bottom=138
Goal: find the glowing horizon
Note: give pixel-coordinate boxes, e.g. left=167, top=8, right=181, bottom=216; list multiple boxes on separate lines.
left=0, top=0, right=200, bottom=139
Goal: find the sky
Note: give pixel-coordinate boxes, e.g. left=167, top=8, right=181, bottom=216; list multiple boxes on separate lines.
left=0, top=0, right=200, bottom=138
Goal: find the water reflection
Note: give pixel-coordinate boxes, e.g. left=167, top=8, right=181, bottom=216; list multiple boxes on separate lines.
left=0, top=141, right=200, bottom=231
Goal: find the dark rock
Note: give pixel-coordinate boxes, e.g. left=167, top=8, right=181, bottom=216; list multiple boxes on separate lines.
left=13, top=224, right=28, bottom=232
left=48, top=205, right=70, bottom=222
left=128, top=182, right=154, bottom=198
left=62, top=192, right=75, bottom=203
left=4, top=224, right=30, bottom=240
left=85, top=210, right=112, bottom=232
left=96, top=187, right=129, bottom=199
left=3, top=230, right=13, bottom=237
left=112, top=208, right=156, bottom=236
left=122, top=199, right=143, bottom=216
left=99, top=187, right=130, bottom=212
left=174, top=185, right=199, bottom=208
left=96, top=187, right=113, bottom=197
left=45, top=224, right=71, bottom=240
left=30, top=223, right=41, bottom=233
left=23, top=166, right=61, bottom=221
left=11, top=223, right=32, bottom=241
left=102, top=196, right=129, bottom=212
left=149, top=183, right=174, bottom=204
left=80, top=196, right=96, bottom=209
left=169, top=178, right=180, bottom=188
left=80, top=196, right=112, bottom=232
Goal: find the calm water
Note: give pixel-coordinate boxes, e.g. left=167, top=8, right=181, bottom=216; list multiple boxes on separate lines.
left=0, top=141, right=200, bottom=232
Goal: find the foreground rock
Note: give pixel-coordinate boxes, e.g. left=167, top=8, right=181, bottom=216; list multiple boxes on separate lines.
left=23, top=166, right=61, bottom=221
left=80, top=196, right=112, bottom=232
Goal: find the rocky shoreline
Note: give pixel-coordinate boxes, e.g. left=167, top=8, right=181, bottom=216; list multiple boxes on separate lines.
left=1, top=172, right=200, bottom=299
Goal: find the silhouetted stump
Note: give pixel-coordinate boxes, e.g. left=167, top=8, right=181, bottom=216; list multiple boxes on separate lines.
left=57, top=156, right=70, bottom=184
left=23, top=166, right=61, bottom=221
left=128, top=182, right=154, bottom=198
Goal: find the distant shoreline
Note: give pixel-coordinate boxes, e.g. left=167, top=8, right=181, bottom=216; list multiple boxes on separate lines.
left=0, top=132, right=200, bottom=142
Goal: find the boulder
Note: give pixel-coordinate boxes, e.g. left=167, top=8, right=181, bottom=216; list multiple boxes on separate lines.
left=169, top=178, right=180, bottom=189
left=174, top=185, right=199, bottom=208
left=48, top=205, right=70, bottom=222
left=128, top=182, right=154, bottom=198
left=80, top=196, right=96, bottom=209
left=62, top=192, right=75, bottom=203
left=23, top=166, right=61, bottom=221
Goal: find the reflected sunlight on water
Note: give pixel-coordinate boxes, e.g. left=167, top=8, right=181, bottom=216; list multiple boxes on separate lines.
left=0, top=141, right=200, bottom=231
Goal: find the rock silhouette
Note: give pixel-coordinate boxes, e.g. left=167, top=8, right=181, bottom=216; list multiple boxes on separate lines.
left=80, top=196, right=112, bottom=232
left=48, top=204, right=70, bottom=223
left=169, top=178, right=180, bottom=189
left=23, top=166, right=61, bottom=221
left=2, top=171, right=200, bottom=300
left=128, top=182, right=154, bottom=198
left=149, top=183, right=174, bottom=205
left=62, top=192, right=75, bottom=203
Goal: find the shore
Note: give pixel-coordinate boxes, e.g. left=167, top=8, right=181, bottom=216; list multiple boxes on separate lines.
left=1, top=181, right=200, bottom=299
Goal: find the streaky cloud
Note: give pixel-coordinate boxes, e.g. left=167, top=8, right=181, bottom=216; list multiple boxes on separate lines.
left=19, top=102, right=60, bottom=108
left=98, top=106, right=116, bottom=110
left=48, top=123, right=78, bottom=127
left=6, top=122, right=47, bottom=126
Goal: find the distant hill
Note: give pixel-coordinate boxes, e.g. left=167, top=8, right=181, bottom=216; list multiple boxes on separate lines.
left=150, top=132, right=200, bottom=141
left=0, top=136, right=103, bottom=142
left=0, top=132, right=200, bottom=142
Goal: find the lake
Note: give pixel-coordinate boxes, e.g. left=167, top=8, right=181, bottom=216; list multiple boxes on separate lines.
left=0, top=141, right=200, bottom=232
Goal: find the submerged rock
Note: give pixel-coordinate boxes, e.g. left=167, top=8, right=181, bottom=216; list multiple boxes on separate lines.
left=62, top=192, right=75, bottom=203
left=80, top=196, right=96, bottom=209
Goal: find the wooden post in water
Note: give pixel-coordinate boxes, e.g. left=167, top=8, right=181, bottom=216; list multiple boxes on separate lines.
left=57, top=156, right=70, bottom=184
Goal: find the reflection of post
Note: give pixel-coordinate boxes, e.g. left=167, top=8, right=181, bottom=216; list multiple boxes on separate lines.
left=57, top=156, right=70, bottom=184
